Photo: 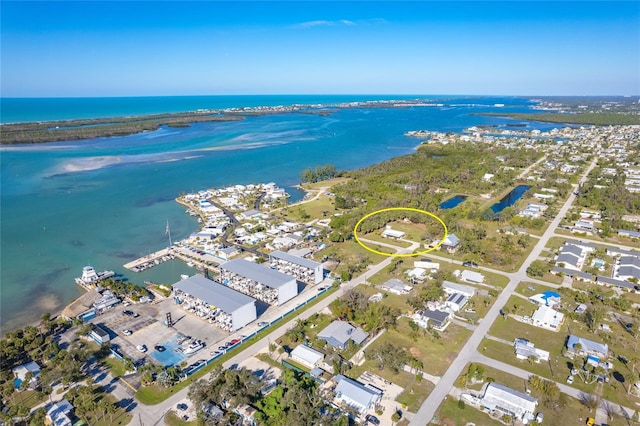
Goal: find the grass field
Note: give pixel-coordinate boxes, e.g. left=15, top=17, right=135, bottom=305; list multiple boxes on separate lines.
left=435, top=398, right=504, bottom=426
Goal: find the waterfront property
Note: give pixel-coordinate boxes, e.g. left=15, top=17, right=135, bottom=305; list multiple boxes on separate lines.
left=220, top=259, right=298, bottom=305
left=172, top=274, right=257, bottom=332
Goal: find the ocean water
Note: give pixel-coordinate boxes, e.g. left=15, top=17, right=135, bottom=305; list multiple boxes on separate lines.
left=1, top=95, right=549, bottom=332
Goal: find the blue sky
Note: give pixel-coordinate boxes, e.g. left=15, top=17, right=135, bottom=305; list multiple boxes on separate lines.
left=1, top=1, right=639, bottom=97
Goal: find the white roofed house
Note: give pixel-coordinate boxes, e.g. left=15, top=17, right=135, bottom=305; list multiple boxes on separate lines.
left=290, top=345, right=324, bottom=369
left=12, top=361, right=41, bottom=390
left=480, top=382, right=538, bottom=423
left=381, top=226, right=405, bottom=239
left=513, top=338, right=550, bottom=363
left=460, top=270, right=485, bottom=284
left=531, top=305, right=564, bottom=332
left=406, top=267, right=427, bottom=282
left=443, top=281, right=476, bottom=298
left=333, top=375, right=382, bottom=416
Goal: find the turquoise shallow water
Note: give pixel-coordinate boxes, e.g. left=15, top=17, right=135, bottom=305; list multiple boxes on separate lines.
left=1, top=95, right=546, bottom=331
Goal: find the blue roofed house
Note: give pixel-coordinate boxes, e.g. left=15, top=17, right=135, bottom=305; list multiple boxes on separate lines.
left=317, top=320, right=369, bottom=350
left=334, top=375, right=382, bottom=415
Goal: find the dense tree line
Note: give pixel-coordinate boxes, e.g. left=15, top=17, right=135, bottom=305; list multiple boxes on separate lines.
left=300, top=164, right=340, bottom=183
left=330, top=289, right=401, bottom=334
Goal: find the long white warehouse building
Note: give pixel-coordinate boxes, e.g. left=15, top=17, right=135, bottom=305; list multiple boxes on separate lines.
left=269, top=250, right=323, bottom=284
left=172, top=274, right=257, bottom=332
left=220, top=258, right=298, bottom=305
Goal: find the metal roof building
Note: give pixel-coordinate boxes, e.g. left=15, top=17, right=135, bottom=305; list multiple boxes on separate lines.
left=443, top=281, right=476, bottom=297
left=173, top=274, right=256, bottom=331
left=334, top=375, right=382, bottom=415
left=220, top=258, right=298, bottom=305
left=481, top=382, right=538, bottom=422
left=269, top=250, right=323, bottom=284
left=290, top=345, right=325, bottom=368
left=318, top=320, right=369, bottom=350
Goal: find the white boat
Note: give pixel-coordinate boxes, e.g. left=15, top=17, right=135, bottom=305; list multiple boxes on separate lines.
left=183, top=340, right=204, bottom=355
left=75, top=265, right=115, bottom=287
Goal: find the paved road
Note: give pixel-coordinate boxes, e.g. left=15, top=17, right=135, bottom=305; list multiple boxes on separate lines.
left=410, top=158, right=598, bottom=425
left=131, top=241, right=419, bottom=426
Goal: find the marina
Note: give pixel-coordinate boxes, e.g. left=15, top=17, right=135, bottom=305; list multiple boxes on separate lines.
left=123, top=248, right=174, bottom=272
left=74, top=265, right=115, bottom=290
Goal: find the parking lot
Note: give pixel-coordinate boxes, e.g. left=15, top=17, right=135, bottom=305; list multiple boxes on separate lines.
left=90, top=298, right=229, bottom=366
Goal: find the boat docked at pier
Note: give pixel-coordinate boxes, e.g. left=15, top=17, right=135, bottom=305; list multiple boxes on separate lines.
left=75, top=265, right=115, bottom=289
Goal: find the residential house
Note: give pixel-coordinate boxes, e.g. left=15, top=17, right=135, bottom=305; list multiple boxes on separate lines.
left=441, top=234, right=460, bottom=253
left=566, top=335, right=609, bottom=360
left=617, top=256, right=640, bottom=281
left=514, top=339, right=550, bottom=363
left=381, top=226, right=405, bottom=239
left=555, top=244, right=584, bottom=271
left=531, top=305, right=564, bottom=332
left=290, top=345, right=324, bottom=369
left=334, top=375, right=382, bottom=415
left=45, top=399, right=74, bottom=426
left=528, top=291, right=561, bottom=307
left=618, top=229, right=640, bottom=239
left=380, top=278, right=412, bottom=295
left=412, top=309, right=451, bottom=331
left=443, top=281, right=476, bottom=298
left=480, top=382, right=538, bottom=423
left=234, top=404, right=257, bottom=426
left=12, top=361, right=40, bottom=390
left=460, top=270, right=485, bottom=284
left=445, top=293, right=468, bottom=312
left=596, top=276, right=639, bottom=292
left=317, top=321, right=369, bottom=350
left=406, top=267, right=427, bottom=282
left=574, top=218, right=595, bottom=233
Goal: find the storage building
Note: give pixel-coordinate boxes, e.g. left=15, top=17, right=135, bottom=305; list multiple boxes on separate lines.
left=269, top=250, right=323, bottom=284
left=220, top=258, right=298, bottom=305
left=173, top=274, right=257, bottom=332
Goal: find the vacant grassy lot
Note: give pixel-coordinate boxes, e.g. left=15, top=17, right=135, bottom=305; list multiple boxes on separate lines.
left=396, top=379, right=436, bottom=413
left=435, top=398, right=504, bottom=426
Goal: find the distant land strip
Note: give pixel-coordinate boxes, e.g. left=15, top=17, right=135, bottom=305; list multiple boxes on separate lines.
left=0, top=112, right=250, bottom=145
left=479, top=112, right=640, bottom=126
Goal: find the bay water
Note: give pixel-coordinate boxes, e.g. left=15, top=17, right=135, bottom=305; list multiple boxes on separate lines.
left=1, top=95, right=545, bottom=331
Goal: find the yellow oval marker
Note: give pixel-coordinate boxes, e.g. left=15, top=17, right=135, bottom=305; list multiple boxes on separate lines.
left=353, top=207, right=448, bottom=258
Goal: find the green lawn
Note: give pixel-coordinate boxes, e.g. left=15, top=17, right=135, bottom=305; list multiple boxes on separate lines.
left=358, top=231, right=413, bottom=248
left=100, top=356, right=128, bottom=378
left=10, top=389, right=46, bottom=409
left=164, top=410, right=196, bottom=425
left=435, top=398, right=504, bottom=426
left=396, top=378, right=435, bottom=412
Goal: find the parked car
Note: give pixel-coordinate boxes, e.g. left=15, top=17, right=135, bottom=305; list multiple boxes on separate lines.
left=123, top=310, right=134, bottom=316
left=257, top=321, right=269, bottom=327
left=136, top=344, right=147, bottom=353
left=566, top=375, right=574, bottom=384
left=176, top=403, right=188, bottom=411
left=154, top=345, right=165, bottom=352
left=366, top=415, right=380, bottom=425
left=122, top=329, right=132, bottom=336
left=462, top=261, right=478, bottom=268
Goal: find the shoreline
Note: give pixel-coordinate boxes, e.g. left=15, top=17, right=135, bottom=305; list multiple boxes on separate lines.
left=0, top=98, right=449, bottom=145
